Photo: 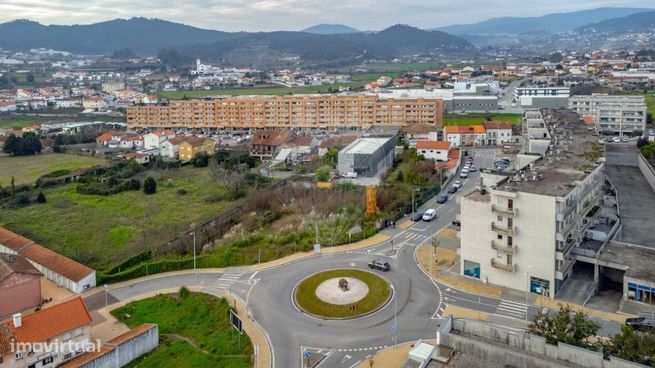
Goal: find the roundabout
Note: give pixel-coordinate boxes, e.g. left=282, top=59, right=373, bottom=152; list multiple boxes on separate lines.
left=293, top=269, right=393, bottom=319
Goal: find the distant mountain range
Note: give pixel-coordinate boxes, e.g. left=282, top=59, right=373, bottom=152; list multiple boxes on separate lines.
left=575, top=10, right=655, bottom=34
left=301, top=24, right=359, bottom=34
left=0, top=19, right=474, bottom=66
left=435, top=7, right=652, bottom=35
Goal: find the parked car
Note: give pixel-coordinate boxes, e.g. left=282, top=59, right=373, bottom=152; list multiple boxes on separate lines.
left=452, top=219, right=461, bottom=227
left=453, top=180, right=462, bottom=189
left=612, top=137, right=621, bottom=143
left=621, top=137, right=629, bottom=142
left=468, top=165, right=477, bottom=172
left=436, top=195, right=448, bottom=204
left=410, top=212, right=424, bottom=222
left=422, top=209, right=437, bottom=221
left=448, top=186, right=458, bottom=194
left=460, top=169, right=469, bottom=178
left=626, top=317, right=655, bottom=331
left=368, top=260, right=391, bottom=272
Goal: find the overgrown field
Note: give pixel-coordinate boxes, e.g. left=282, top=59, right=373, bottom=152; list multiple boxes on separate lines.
left=0, top=153, right=106, bottom=186
left=114, top=292, right=252, bottom=368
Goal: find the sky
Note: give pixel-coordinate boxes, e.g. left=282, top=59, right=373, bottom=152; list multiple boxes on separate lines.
left=0, top=0, right=653, bottom=32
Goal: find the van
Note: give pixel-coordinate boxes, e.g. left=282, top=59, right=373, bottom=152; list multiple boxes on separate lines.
left=422, top=209, right=437, bottom=221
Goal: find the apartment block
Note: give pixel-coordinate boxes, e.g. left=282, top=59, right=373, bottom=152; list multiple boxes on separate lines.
left=514, top=87, right=570, bottom=109
left=126, top=94, right=443, bottom=131
left=569, top=94, right=647, bottom=136
left=460, top=109, right=615, bottom=298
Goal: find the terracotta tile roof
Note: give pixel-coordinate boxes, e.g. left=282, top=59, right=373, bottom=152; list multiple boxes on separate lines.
left=181, top=136, right=212, bottom=147
left=58, top=346, right=115, bottom=368
left=319, top=135, right=357, bottom=149
left=483, top=121, right=513, bottom=130
left=165, top=136, right=186, bottom=145
left=108, top=323, right=157, bottom=345
left=8, top=297, right=91, bottom=343
left=0, top=227, right=94, bottom=282
left=250, top=130, right=293, bottom=146
left=0, top=253, right=41, bottom=282
left=416, top=140, right=450, bottom=150
left=582, top=116, right=595, bottom=125
left=21, top=245, right=94, bottom=283
left=122, top=134, right=143, bottom=142
left=448, top=148, right=461, bottom=160
left=284, top=136, right=313, bottom=147
left=95, top=131, right=125, bottom=142
left=445, top=125, right=486, bottom=134
left=402, top=124, right=438, bottom=134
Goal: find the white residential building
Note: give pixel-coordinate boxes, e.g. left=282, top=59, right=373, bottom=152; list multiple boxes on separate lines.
left=569, top=94, right=647, bottom=136
left=416, top=140, right=450, bottom=162
left=483, top=121, right=513, bottom=146
left=159, top=136, right=186, bottom=159
left=143, top=130, right=176, bottom=150
left=459, top=110, right=616, bottom=298
left=514, top=86, right=570, bottom=109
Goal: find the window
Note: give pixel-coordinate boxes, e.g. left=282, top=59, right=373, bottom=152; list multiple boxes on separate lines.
left=63, top=332, right=71, bottom=341
left=64, top=353, right=72, bottom=360
left=15, top=352, right=22, bottom=360
left=43, top=356, right=54, bottom=365
left=508, top=236, right=513, bottom=246
left=507, top=199, right=513, bottom=209
left=497, top=215, right=503, bottom=221
left=75, top=327, right=82, bottom=337
left=497, top=234, right=503, bottom=240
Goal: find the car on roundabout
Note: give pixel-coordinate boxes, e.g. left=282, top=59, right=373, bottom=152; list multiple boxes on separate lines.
left=368, top=260, right=391, bottom=272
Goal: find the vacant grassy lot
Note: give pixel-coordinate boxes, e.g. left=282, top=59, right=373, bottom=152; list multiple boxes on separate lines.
left=443, top=113, right=522, bottom=126
left=0, top=166, right=235, bottom=268
left=0, top=153, right=106, bottom=187
left=646, top=95, right=654, bottom=119
left=0, top=117, right=37, bottom=129
left=295, top=269, right=391, bottom=318
left=160, top=82, right=366, bottom=99
left=114, top=292, right=252, bottom=368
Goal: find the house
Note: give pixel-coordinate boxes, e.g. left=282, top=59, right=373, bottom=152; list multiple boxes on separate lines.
left=0, top=101, right=17, bottom=112
left=159, top=136, right=186, bottom=159
left=95, top=131, right=125, bottom=146
left=143, top=130, right=176, bottom=150
left=119, top=134, right=144, bottom=150
left=436, top=148, right=461, bottom=177
left=0, top=253, right=41, bottom=318
left=402, top=124, right=440, bottom=147
left=55, top=97, right=82, bottom=109
left=416, top=140, right=451, bottom=162
left=443, top=125, right=486, bottom=147
left=249, top=130, right=294, bottom=159
left=121, top=152, right=151, bottom=165
left=482, top=121, right=513, bottom=146
left=317, top=135, right=357, bottom=157
left=0, top=297, right=93, bottom=368
left=281, top=136, right=318, bottom=162
left=178, top=137, right=215, bottom=161
left=82, top=96, right=107, bottom=110
left=0, top=227, right=96, bottom=293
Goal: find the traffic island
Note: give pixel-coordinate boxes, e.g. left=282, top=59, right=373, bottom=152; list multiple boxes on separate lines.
left=294, top=269, right=392, bottom=319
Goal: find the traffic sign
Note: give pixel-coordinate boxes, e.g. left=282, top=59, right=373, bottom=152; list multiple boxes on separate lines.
left=230, top=309, right=243, bottom=334
left=304, top=351, right=312, bottom=359
left=390, top=324, right=396, bottom=334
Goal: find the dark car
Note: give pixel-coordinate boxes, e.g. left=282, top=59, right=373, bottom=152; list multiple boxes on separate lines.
left=437, top=195, right=448, bottom=204
left=448, top=186, right=458, bottom=194
left=452, top=219, right=461, bottom=227
left=626, top=317, right=655, bottom=331
left=368, top=260, right=391, bottom=272
left=410, top=212, right=423, bottom=222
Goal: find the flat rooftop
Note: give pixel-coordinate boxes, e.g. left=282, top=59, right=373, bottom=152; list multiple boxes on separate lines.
left=599, top=242, right=655, bottom=281
left=495, top=109, right=603, bottom=197
left=344, top=137, right=391, bottom=154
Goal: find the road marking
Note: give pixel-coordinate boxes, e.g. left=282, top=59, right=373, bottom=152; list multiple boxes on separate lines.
left=495, top=300, right=528, bottom=318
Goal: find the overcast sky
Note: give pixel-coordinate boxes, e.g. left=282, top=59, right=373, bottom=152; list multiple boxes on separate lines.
left=1, top=0, right=653, bottom=31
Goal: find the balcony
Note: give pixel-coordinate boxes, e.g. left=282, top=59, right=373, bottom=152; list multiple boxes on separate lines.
left=491, top=240, right=517, bottom=254
left=491, top=222, right=516, bottom=236
left=491, top=258, right=516, bottom=272
left=492, top=205, right=516, bottom=217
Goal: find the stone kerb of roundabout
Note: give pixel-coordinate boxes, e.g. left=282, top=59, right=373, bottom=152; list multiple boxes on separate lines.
left=293, top=268, right=393, bottom=320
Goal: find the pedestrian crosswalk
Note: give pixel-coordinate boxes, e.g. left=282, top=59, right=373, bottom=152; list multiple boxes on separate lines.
left=399, top=232, right=427, bottom=244
left=205, top=272, right=245, bottom=291
left=495, top=300, right=528, bottom=319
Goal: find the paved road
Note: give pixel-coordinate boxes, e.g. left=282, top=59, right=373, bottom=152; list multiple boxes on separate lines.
left=87, top=147, right=622, bottom=367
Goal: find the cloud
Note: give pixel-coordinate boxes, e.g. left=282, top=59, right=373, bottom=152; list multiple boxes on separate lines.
left=0, top=0, right=652, bottom=31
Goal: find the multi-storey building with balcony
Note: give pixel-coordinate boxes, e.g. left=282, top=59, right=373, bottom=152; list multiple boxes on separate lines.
left=460, top=109, right=617, bottom=298
left=126, top=93, right=443, bottom=131
left=569, top=94, right=647, bottom=137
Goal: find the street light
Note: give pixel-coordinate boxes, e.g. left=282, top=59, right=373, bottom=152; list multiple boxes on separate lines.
left=190, top=231, right=198, bottom=284
left=524, top=265, right=532, bottom=322
left=103, top=284, right=108, bottom=310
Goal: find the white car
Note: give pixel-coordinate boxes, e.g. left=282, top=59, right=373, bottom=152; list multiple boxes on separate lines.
left=468, top=165, right=477, bottom=172
left=422, top=209, right=437, bottom=221
left=460, top=169, right=469, bottom=178
left=612, top=137, right=621, bottom=143
left=453, top=180, right=463, bottom=189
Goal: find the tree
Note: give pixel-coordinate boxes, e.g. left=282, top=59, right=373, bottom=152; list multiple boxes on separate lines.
left=191, top=152, right=210, bottom=167
left=315, top=165, right=332, bottom=182
left=143, top=177, right=157, bottom=195
left=213, top=149, right=230, bottom=164
left=602, top=325, right=655, bottom=365
left=3, top=134, right=18, bottom=155
left=26, top=73, right=35, bottom=83
left=323, top=147, right=339, bottom=167
left=36, top=192, right=47, bottom=203
left=128, top=178, right=141, bottom=191
left=528, top=304, right=600, bottom=349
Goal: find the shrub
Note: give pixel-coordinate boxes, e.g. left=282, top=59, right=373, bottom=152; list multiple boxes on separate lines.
left=179, top=286, right=190, bottom=299
left=128, top=178, right=141, bottom=191
left=143, top=177, right=157, bottom=194
left=36, top=192, right=47, bottom=203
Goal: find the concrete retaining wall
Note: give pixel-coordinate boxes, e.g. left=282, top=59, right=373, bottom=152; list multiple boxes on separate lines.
left=441, top=317, right=648, bottom=368
left=72, top=324, right=159, bottom=368
left=638, top=154, right=655, bottom=193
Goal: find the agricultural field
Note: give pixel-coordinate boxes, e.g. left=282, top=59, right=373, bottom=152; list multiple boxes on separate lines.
left=361, top=63, right=441, bottom=72
left=0, top=153, right=107, bottom=186
left=0, top=166, right=236, bottom=269
left=114, top=292, right=252, bottom=368
left=443, top=112, right=522, bottom=126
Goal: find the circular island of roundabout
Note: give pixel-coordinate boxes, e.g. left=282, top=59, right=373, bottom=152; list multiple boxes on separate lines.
left=293, top=269, right=393, bottom=319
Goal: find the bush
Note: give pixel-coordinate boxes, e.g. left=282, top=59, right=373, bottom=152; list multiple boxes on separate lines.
left=17, top=194, right=30, bottom=206
left=36, top=192, right=47, bottom=203
left=191, top=152, right=210, bottom=168
left=179, top=286, right=190, bottom=299
left=143, top=177, right=157, bottom=194
left=128, top=178, right=141, bottom=191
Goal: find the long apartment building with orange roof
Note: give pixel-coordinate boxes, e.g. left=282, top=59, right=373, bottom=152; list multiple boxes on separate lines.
left=127, top=94, right=443, bottom=131
left=443, top=124, right=487, bottom=147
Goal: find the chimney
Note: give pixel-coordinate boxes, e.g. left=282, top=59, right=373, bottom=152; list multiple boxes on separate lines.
left=13, top=313, right=22, bottom=328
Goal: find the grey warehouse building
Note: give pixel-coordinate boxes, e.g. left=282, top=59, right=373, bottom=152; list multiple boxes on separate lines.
left=337, top=126, right=399, bottom=178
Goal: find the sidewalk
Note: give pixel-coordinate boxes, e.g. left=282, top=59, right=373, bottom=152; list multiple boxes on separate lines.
left=354, top=340, right=436, bottom=368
